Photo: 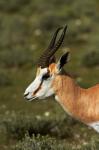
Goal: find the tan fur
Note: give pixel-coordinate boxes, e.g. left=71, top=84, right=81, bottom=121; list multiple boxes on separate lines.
left=36, top=64, right=99, bottom=124
left=48, top=63, right=56, bottom=74
left=52, top=74, right=99, bottom=124
left=36, top=68, right=41, bottom=76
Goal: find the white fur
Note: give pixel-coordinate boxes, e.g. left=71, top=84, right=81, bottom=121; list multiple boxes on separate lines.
left=24, top=68, right=54, bottom=100
left=88, top=122, right=99, bottom=133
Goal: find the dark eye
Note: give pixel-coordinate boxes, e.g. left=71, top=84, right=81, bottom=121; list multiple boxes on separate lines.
left=42, top=74, right=50, bottom=80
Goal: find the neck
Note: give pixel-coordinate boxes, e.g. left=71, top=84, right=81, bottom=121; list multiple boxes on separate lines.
left=53, top=74, right=81, bottom=114
left=52, top=73, right=99, bottom=124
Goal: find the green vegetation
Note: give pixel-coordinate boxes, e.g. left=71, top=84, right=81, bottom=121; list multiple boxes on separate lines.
left=15, top=134, right=67, bottom=150
left=0, top=71, right=12, bottom=86
left=0, top=49, right=34, bottom=68
left=0, top=0, right=99, bottom=149
left=82, top=51, right=99, bottom=68
left=1, top=112, right=99, bottom=150
left=15, top=134, right=99, bottom=150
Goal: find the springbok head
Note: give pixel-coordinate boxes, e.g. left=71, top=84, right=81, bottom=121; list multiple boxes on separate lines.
left=24, top=25, right=70, bottom=101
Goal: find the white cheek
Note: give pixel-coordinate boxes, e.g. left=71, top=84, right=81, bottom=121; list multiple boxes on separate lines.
left=25, top=68, right=48, bottom=94
left=37, top=79, right=54, bottom=99
left=25, top=77, right=41, bottom=94
left=44, top=79, right=54, bottom=97
left=24, top=70, right=55, bottom=100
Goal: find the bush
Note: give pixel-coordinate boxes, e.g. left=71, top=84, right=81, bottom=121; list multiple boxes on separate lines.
left=1, top=113, right=75, bottom=140
left=14, top=134, right=66, bottom=150
left=0, top=48, right=34, bottom=68
left=14, top=133, right=99, bottom=150
left=82, top=51, right=99, bottom=68
left=38, top=14, right=64, bottom=31
left=0, top=15, right=32, bottom=49
left=0, top=0, right=31, bottom=12
left=1, top=113, right=99, bottom=150
left=0, top=71, right=12, bottom=86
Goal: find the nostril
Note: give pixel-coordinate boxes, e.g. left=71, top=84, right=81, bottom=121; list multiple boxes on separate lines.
left=24, top=92, right=29, bottom=97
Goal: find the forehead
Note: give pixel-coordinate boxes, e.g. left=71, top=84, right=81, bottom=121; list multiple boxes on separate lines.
left=48, top=63, right=56, bottom=74
left=36, top=63, right=56, bottom=76
left=36, top=67, right=48, bottom=76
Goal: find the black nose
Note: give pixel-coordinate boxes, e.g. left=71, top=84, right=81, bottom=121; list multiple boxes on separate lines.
left=24, top=92, right=29, bottom=97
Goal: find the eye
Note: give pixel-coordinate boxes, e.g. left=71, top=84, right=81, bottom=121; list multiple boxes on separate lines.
left=42, top=73, right=50, bottom=80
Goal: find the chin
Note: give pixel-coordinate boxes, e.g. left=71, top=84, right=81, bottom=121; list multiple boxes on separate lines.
left=25, top=96, right=37, bottom=102
left=38, top=96, right=45, bottom=99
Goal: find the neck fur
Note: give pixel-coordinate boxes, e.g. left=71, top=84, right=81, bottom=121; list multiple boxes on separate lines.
left=52, top=74, right=81, bottom=114
left=52, top=72, right=95, bottom=124
left=52, top=73, right=99, bottom=124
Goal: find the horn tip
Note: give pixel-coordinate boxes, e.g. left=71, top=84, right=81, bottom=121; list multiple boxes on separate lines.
left=64, top=25, right=68, bottom=31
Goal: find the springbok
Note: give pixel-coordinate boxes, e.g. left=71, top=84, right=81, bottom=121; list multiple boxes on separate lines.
left=24, top=25, right=99, bottom=132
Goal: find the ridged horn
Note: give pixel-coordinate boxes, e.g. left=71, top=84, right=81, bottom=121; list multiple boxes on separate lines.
left=38, top=25, right=67, bottom=68
left=38, top=27, right=62, bottom=67
left=48, top=25, right=67, bottom=57
left=47, top=27, right=63, bottom=50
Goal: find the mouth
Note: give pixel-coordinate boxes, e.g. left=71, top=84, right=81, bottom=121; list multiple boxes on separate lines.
left=25, top=96, right=37, bottom=102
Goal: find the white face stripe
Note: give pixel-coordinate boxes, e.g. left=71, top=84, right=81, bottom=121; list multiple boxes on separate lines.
left=24, top=68, right=55, bottom=100
left=24, top=68, right=48, bottom=94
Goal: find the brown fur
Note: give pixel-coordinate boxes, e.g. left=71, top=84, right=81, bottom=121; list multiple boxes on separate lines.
left=52, top=74, right=99, bottom=124
left=36, top=64, right=99, bottom=124
left=48, top=63, right=56, bottom=74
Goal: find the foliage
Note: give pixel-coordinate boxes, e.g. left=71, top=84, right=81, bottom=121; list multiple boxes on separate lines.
left=0, top=0, right=99, bottom=149
left=0, top=113, right=75, bottom=140
left=0, top=48, right=34, bottom=68
left=14, top=134, right=99, bottom=150
left=0, top=0, right=30, bottom=12
left=1, top=112, right=99, bottom=150
left=0, top=15, right=32, bottom=49
left=82, top=51, right=99, bottom=68
left=14, top=134, right=66, bottom=150
left=0, top=71, right=12, bottom=86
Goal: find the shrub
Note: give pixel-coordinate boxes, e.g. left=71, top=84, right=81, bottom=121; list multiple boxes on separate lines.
left=1, top=113, right=75, bottom=140
left=82, top=51, right=99, bottom=68
left=1, top=113, right=99, bottom=150
left=38, top=14, right=64, bottom=31
left=0, top=15, right=32, bottom=49
left=0, top=48, right=34, bottom=68
left=0, top=0, right=31, bottom=12
left=14, top=134, right=67, bottom=150
left=0, top=71, right=12, bottom=86
left=14, top=133, right=99, bottom=150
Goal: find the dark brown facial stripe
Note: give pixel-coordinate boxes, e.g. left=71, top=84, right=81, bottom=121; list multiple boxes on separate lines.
left=33, top=81, right=43, bottom=96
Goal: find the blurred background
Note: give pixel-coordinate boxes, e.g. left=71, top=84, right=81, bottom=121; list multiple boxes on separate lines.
left=0, top=0, right=99, bottom=149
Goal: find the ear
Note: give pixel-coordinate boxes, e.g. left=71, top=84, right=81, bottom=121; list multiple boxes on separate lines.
left=56, top=52, right=70, bottom=71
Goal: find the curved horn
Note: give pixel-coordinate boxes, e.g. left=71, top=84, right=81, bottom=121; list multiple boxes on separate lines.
left=48, top=25, right=67, bottom=57
left=47, top=27, right=63, bottom=50
left=38, top=25, right=67, bottom=68
left=38, top=27, right=62, bottom=68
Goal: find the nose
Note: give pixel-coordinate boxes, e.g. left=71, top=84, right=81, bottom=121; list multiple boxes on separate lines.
left=24, top=92, right=29, bottom=98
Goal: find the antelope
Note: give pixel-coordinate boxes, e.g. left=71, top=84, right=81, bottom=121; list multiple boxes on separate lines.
left=24, top=25, right=99, bottom=133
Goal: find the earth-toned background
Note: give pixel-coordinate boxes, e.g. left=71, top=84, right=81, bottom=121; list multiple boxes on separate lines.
left=0, top=0, right=99, bottom=149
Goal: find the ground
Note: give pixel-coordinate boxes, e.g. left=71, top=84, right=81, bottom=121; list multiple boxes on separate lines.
left=0, top=0, right=99, bottom=149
